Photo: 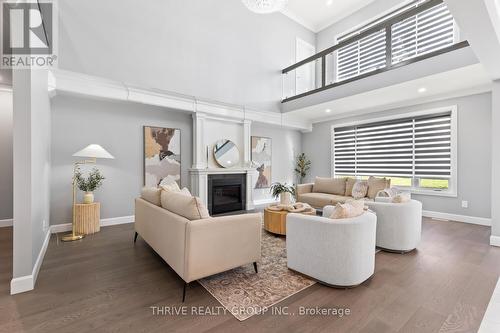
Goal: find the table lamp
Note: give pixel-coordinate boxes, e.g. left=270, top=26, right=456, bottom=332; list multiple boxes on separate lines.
left=61, top=144, right=115, bottom=242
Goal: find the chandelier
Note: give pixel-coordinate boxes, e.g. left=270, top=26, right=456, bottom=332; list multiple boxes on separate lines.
left=242, top=0, right=288, bottom=14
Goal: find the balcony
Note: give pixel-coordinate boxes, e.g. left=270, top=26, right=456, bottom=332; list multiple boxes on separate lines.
left=281, top=0, right=469, bottom=104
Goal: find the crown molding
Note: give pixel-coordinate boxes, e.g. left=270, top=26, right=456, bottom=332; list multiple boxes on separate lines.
left=48, top=69, right=311, bottom=131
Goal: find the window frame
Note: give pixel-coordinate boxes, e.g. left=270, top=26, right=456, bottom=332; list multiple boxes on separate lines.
left=333, top=0, right=460, bottom=83
left=330, top=106, right=458, bottom=197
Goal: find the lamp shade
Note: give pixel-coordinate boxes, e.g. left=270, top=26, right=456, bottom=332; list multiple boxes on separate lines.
left=73, top=144, right=114, bottom=159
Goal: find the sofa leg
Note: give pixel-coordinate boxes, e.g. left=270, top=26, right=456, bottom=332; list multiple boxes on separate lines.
left=134, top=232, right=138, bottom=243
left=253, top=262, right=258, bottom=274
left=182, top=282, right=188, bottom=303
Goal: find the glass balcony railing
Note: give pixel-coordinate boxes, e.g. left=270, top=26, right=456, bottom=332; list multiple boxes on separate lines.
left=282, top=0, right=469, bottom=102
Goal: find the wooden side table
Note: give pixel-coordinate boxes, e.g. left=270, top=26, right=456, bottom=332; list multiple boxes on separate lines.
left=74, top=203, right=100, bottom=235
left=264, top=207, right=316, bottom=235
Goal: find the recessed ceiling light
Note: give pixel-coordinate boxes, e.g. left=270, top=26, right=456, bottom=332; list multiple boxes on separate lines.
left=418, top=87, right=427, bottom=93
left=325, top=109, right=332, bottom=113
left=326, top=0, right=333, bottom=6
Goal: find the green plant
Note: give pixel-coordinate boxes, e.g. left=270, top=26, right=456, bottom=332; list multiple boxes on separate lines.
left=294, top=153, right=311, bottom=183
left=75, top=167, right=105, bottom=192
left=269, top=182, right=295, bottom=199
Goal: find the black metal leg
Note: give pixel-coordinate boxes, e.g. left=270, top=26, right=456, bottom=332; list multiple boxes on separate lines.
left=134, top=232, right=138, bottom=243
left=182, top=282, right=188, bottom=302
left=253, top=262, right=258, bottom=274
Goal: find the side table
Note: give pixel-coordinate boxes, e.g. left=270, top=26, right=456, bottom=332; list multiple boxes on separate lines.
left=74, top=202, right=100, bottom=235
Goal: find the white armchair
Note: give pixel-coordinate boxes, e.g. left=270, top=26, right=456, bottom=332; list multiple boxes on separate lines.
left=286, top=209, right=377, bottom=287
left=366, top=199, right=422, bottom=253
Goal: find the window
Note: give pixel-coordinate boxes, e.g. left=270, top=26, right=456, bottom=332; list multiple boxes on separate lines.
left=332, top=107, right=457, bottom=195
left=336, top=0, right=457, bottom=82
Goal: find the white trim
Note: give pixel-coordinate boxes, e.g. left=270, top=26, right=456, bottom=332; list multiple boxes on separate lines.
left=423, top=210, right=492, bottom=226
left=50, top=215, right=135, bottom=234
left=48, top=69, right=312, bottom=132
left=490, top=235, right=500, bottom=247
left=10, top=227, right=51, bottom=295
left=0, top=219, right=13, bottom=227
left=330, top=105, right=458, bottom=197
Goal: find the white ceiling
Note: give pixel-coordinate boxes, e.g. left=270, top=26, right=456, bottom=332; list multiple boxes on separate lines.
left=281, top=0, right=378, bottom=32
left=286, top=64, right=492, bottom=123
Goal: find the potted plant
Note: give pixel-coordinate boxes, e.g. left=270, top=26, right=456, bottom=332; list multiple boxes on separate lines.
left=75, top=167, right=105, bottom=204
left=270, top=182, right=295, bottom=205
left=294, top=153, right=311, bottom=184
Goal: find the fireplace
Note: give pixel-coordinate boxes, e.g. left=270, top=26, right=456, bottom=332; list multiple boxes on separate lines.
left=207, top=174, right=246, bottom=215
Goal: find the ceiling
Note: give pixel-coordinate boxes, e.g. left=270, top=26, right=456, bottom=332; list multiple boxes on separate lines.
left=281, top=0, right=378, bottom=32
left=286, top=64, right=492, bottom=123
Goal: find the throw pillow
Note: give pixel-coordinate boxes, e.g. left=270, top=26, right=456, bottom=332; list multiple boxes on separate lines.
left=329, top=200, right=365, bottom=219
left=312, top=177, right=346, bottom=195
left=345, top=178, right=357, bottom=196
left=351, top=181, right=368, bottom=199
left=160, top=181, right=181, bottom=193
left=367, top=176, right=391, bottom=199
left=392, top=192, right=411, bottom=203
left=140, top=187, right=162, bottom=206
left=161, top=190, right=210, bottom=220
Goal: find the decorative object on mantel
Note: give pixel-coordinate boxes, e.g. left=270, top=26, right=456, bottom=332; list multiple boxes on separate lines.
left=62, top=144, right=114, bottom=242
left=75, top=167, right=105, bottom=204
left=270, top=182, right=295, bottom=205
left=144, top=126, right=181, bottom=187
left=294, top=153, right=311, bottom=184
left=213, top=139, right=240, bottom=168
left=241, top=0, right=288, bottom=14
left=251, top=136, right=272, bottom=188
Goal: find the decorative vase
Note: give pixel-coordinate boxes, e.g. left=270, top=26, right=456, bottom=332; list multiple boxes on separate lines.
left=280, top=192, right=292, bottom=205
left=83, top=192, right=94, bottom=204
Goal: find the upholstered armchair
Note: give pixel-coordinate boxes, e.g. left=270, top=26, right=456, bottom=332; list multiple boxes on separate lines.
left=286, top=208, right=377, bottom=287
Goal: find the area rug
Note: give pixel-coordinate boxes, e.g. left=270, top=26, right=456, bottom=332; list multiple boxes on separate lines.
left=198, top=229, right=316, bottom=321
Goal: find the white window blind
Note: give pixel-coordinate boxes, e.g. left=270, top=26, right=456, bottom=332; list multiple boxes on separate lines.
left=333, top=112, right=452, bottom=182
left=336, top=0, right=456, bottom=82
left=392, top=2, right=455, bottom=63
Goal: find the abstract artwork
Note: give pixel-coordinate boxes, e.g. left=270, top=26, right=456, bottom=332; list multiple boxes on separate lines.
left=251, top=136, right=272, bottom=189
left=143, top=126, right=181, bottom=187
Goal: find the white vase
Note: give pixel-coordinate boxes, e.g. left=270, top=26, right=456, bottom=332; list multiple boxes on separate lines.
left=280, top=192, right=292, bottom=205
left=83, top=192, right=94, bottom=204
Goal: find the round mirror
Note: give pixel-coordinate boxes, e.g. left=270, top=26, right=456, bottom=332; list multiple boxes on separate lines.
left=213, top=139, right=240, bottom=168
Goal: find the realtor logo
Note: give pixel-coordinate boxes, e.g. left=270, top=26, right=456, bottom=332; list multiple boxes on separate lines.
left=1, top=1, right=57, bottom=68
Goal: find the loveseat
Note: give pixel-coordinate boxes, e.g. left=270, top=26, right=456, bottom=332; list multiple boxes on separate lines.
left=134, top=189, right=262, bottom=301
left=297, top=176, right=391, bottom=209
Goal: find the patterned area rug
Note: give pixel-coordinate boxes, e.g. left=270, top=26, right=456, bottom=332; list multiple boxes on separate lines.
left=198, top=229, right=316, bottom=321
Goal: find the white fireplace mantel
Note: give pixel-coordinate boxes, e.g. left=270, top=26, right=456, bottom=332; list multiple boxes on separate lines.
left=189, top=113, right=257, bottom=210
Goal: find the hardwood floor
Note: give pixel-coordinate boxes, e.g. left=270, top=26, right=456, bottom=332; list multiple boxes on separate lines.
left=0, top=218, right=499, bottom=333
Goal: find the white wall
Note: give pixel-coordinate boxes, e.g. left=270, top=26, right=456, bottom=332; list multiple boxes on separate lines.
left=302, top=93, right=492, bottom=219
left=0, top=90, right=13, bottom=221
left=57, top=0, right=315, bottom=113
left=12, top=69, right=51, bottom=290
left=491, top=81, right=500, bottom=239
left=50, top=95, right=193, bottom=224
left=251, top=123, right=302, bottom=203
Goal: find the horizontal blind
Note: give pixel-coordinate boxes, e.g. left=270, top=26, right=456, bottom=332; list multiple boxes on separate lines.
left=337, top=29, right=386, bottom=82
left=333, top=111, right=452, bottom=180
left=392, top=2, right=455, bottom=63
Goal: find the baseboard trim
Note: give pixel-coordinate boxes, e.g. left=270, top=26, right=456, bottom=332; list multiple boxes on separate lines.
left=0, top=218, right=13, bottom=227
left=423, top=210, right=491, bottom=226
left=50, top=215, right=135, bottom=234
left=11, top=227, right=51, bottom=295
left=490, top=235, right=500, bottom=247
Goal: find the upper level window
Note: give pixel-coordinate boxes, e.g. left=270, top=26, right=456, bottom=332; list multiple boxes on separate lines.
left=331, top=106, right=457, bottom=196
left=336, top=0, right=458, bottom=82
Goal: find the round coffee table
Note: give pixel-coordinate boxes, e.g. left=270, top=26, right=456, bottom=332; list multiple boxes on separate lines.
left=264, top=207, right=316, bottom=235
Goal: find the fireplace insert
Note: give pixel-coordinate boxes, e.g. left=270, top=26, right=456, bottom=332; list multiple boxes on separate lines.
left=207, top=174, right=246, bottom=215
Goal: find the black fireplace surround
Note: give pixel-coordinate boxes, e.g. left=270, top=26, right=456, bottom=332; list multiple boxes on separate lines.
left=207, top=174, right=246, bottom=215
